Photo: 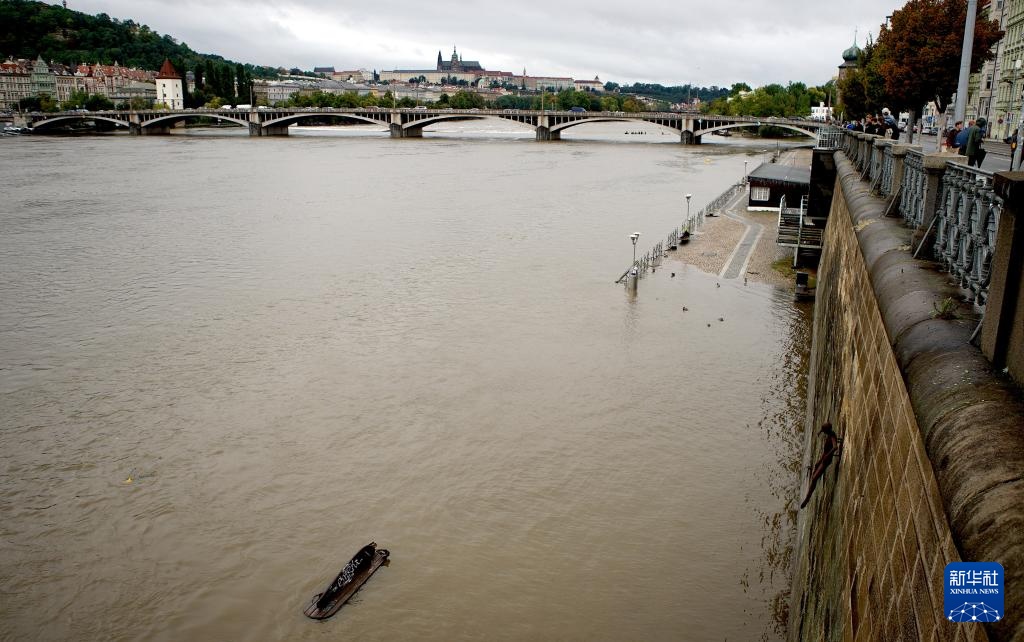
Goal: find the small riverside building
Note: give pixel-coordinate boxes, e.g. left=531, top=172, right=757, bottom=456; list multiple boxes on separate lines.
left=747, top=163, right=811, bottom=211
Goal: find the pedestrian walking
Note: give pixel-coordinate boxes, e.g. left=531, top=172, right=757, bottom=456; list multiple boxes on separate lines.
left=965, top=117, right=988, bottom=168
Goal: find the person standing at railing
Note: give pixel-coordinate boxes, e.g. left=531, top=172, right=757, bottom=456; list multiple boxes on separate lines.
left=955, top=120, right=973, bottom=155
left=945, top=121, right=964, bottom=153
left=965, top=117, right=988, bottom=168
left=882, top=108, right=899, bottom=140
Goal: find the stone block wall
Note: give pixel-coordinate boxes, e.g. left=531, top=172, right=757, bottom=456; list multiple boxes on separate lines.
left=789, top=153, right=1024, bottom=642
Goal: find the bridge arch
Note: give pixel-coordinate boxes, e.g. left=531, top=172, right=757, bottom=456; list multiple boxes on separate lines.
left=31, top=114, right=129, bottom=130
left=696, top=122, right=817, bottom=139
left=261, top=112, right=390, bottom=129
left=143, top=112, right=249, bottom=129
left=401, top=113, right=539, bottom=133
left=549, top=117, right=665, bottom=134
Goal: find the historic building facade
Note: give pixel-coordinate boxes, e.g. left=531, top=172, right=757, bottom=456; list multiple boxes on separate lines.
left=0, top=56, right=156, bottom=109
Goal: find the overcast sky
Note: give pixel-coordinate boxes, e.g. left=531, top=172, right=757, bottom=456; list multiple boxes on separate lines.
left=52, top=0, right=901, bottom=87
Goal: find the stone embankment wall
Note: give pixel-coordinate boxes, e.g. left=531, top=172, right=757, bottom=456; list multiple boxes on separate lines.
left=789, top=153, right=1024, bottom=641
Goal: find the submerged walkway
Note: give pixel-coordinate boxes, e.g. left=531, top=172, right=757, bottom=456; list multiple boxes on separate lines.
left=670, top=149, right=806, bottom=286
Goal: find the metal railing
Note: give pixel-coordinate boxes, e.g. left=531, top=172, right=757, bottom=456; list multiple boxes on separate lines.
left=843, top=131, right=1003, bottom=305
left=879, top=144, right=896, bottom=197
left=898, top=150, right=926, bottom=228
left=615, top=180, right=746, bottom=284
left=815, top=126, right=844, bottom=150
left=698, top=180, right=746, bottom=218
left=933, top=164, right=1002, bottom=305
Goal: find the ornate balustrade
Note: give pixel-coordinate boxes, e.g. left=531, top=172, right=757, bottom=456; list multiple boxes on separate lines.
left=898, top=150, right=926, bottom=228
left=933, top=164, right=1002, bottom=305
left=841, top=131, right=1004, bottom=306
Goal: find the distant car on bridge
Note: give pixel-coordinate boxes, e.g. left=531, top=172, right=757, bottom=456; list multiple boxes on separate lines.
left=570, top=107, right=587, bottom=113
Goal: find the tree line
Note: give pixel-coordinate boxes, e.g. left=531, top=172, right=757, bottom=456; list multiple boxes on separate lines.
left=0, top=0, right=278, bottom=86
left=702, top=81, right=835, bottom=118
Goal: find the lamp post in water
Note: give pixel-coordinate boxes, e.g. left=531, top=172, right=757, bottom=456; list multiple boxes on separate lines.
left=685, top=193, right=692, bottom=230
left=630, top=232, right=640, bottom=266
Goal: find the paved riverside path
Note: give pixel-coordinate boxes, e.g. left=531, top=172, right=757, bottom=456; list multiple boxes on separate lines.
left=667, top=148, right=807, bottom=287
left=718, top=192, right=765, bottom=280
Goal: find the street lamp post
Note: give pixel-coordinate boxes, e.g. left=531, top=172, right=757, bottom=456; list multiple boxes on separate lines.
left=954, top=0, right=980, bottom=123
left=685, top=193, right=692, bottom=230
left=744, top=160, right=748, bottom=182
left=630, top=232, right=640, bottom=267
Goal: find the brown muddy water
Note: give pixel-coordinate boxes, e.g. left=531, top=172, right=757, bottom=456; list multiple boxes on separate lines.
left=0, top=121, right=810, bottom=641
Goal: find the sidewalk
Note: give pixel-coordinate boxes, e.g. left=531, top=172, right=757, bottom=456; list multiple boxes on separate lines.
left=902, top=134, right=1017, bottom=173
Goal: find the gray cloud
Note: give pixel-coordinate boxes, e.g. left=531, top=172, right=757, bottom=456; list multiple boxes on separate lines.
left=54, top=0, right=895, bottom=86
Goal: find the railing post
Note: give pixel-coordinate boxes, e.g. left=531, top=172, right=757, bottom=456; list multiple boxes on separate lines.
left=858, top=133, right=873, bottom=176
left=984, top=173, right=1024, bottom=382
left=853, top=133, right=866, bottom=173
left=887, top=144, right=913, bottom=207
left=913, top=154, right=950, bottom=255
left=871, top=138, right=888, bottom=188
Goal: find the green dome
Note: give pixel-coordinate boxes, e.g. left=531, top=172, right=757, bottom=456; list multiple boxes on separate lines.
left=842, top=43, right=861, bottom=62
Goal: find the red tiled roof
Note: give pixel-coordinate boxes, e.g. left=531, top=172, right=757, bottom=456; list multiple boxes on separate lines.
left=155, top=59, right=180, bottom=79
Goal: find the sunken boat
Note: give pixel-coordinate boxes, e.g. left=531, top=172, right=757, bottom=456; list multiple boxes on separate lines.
left=304, top=542, right=390, bottom=620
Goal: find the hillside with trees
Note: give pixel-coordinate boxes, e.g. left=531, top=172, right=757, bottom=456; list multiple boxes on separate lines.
left=0, top=0, right=279, bottom=78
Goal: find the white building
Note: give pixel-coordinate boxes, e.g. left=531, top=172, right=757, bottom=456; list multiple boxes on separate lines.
left=810, top=102, right=833, bottom=121
left=574, top=76, right=603, bottom=92
left=155, top=59, right=183, bottom=109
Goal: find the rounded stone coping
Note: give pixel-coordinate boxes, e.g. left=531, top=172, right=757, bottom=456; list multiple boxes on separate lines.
left=835, top=151, right=1024, bottom=641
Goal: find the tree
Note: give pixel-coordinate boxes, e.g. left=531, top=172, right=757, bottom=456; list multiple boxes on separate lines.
left=85, top=94, right=114, bottom=110
left=449, top=90, right=484, bottom=109
left=871, top=0, right=1002, bottom=142
left=63, top=89, right=90, bottom=109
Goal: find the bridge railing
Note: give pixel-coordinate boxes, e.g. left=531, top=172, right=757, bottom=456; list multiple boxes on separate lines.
left=27, top=108, right=833, bottom=125
left=814, top=126, right=844, bottom=150
left=840, top=130, right=1004, bottom=307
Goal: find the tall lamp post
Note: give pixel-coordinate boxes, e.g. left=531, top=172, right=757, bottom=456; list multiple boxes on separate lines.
left=630, top=232, right=640, bottom=267
left=685, top=193, right=692, bottom=230
left=744, top=160, right=748, bottom=182
left=954, top=0, right=980, bottom=123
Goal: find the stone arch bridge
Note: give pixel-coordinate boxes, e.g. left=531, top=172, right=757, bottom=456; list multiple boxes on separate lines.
left=25, top=108, right=827, bottom=143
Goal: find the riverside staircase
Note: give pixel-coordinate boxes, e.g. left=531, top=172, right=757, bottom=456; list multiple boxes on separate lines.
left=776, top=195, right=823, bottom=264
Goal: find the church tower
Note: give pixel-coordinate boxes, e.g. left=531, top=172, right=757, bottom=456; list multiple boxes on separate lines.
left=155, top=59, right=183, bottom=109
left=437, top=51, right=443, bottom=71
left=837, top=34, right=861, bottom=110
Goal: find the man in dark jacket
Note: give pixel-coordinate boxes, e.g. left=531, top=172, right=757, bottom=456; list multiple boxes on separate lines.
left=965, top=117, right=988, bottom=168
left=946, top=121, right=964, bottom=151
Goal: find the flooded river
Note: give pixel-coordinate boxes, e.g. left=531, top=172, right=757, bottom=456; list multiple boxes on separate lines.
left=0, top=121, right=809, bottom=641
